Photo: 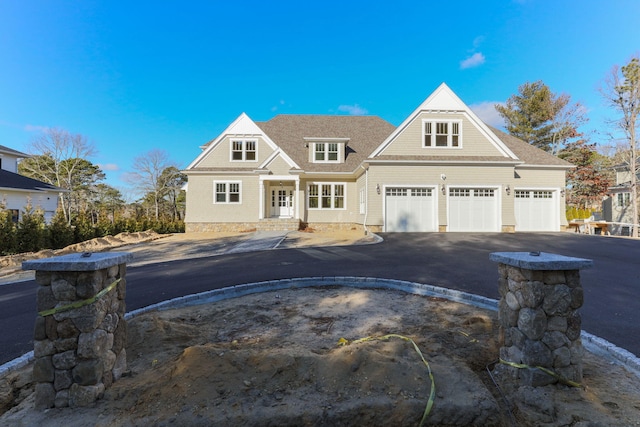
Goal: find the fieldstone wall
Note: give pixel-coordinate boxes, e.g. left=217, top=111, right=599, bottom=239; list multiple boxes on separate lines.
left=490, top=252, right=593, bottom=387
left=497, top=265, right=584, bottom=386
left=24, top=253, right=132, bottom=409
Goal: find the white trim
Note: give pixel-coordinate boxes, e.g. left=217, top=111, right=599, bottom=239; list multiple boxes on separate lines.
left=513, top=187, right=560, bottom=232
left=445, top=185, right=502, bottom=232
left=381, top=184, right=439, bottom=232
left=213, top=180, right=242, bottom=204
left=307, top=182, right=347, bottom=210
left=311, top=142, right=342, bottom=163
left=422, top=119, right=463, bottom=149
left=259, top=149, right=299, bottom=170
left=370, top=83, right=518, bottom=160
left=229, top=138, right=258, bottom=162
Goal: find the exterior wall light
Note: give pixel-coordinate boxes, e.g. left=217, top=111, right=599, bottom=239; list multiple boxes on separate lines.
left=441, top=184, right=446, bottom=195
left=505, top=185, right=511, bottom=196
left=376, top=184, right=381, bottom=195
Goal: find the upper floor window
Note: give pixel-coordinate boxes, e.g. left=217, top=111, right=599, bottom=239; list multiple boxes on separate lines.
left=423, top=120, right=461, bottom=148
left=617, top=192, right=631, bottom=207
left=314, top=143, right=340, bottom=162
left=231, top=140, right=256, bottom=161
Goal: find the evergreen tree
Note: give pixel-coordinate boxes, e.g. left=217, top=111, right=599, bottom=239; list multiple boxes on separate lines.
left=16, top=204, right=45, bottom=253
left=0, top=209, right=17, bottom=255
left=46, top=209, right=75, bottom=249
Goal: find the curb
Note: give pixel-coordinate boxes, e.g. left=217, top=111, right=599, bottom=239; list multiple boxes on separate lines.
left=3, top=278, right=639, bottom=381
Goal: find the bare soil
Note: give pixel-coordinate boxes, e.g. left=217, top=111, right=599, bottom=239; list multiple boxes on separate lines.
left=2, top=230, right=640, bottom=426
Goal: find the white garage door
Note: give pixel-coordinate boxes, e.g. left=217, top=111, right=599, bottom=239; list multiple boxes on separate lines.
left=514, top=190, right=558, bottom=231
left=385, top=187, right=436, bottom=232
left=448, top=188, right=499, bottom=232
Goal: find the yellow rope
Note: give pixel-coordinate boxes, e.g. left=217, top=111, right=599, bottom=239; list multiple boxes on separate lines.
left=338, top=334, right=435, bottom=427
left=499, top=358, right=583, bottom=388
left=38, top=278, right=121, bottom=317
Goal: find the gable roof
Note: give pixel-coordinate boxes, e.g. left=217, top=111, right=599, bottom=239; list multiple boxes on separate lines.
left=0, top=169, right=65, bottom=193
left=489, top=126, right=573, bottom=168
left=371, top=83, right=518, bottom=159
left=0, top=145, right=29, bottom=158
left=256, top=115, right=396, bottom=173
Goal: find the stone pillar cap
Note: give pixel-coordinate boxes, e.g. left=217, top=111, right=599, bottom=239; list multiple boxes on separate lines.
left=489, top=252, right=593, bottom=271
left=22, top=252, right=133, bottom=272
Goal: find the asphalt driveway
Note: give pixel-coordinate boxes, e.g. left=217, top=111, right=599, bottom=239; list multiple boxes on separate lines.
left=1, top=232, right=639, bottom=366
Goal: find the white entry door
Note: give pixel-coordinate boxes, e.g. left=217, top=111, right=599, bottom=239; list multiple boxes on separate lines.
left=271, top=187, right=294, bottom=217
left=448, top=187, right=499, bottom=232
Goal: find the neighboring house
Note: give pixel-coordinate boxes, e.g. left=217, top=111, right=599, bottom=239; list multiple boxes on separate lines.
left=602, top=164, right=637, bottom=235
left=0, top=144, right=64, bottom=223
left=184, top=83, right=572, bottom=233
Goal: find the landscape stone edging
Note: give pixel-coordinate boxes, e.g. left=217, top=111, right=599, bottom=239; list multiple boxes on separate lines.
left=2, top=277, right=639, bottom=380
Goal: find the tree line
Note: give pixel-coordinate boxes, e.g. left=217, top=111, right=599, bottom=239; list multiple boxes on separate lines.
left=0, top=130, right=187, bottom=255
left=495, top=55, right=639, bottom=236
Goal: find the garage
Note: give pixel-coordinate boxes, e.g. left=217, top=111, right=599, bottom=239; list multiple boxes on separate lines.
left=514, top=189, right=558, bottom=231
left=448, top=187, right=499, bottom=232
left=385, top=187, right=436, bottom=232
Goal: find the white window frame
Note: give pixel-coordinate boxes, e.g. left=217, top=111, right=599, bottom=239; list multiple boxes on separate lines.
left=307, top=182, right=346, bottom=209
left=313, top=142, right=341, bottom=163
left=213, top=181, right=242, bottom=204
left=359, top=187, right=366, bottom=214
left=617, top=192, right=631, bottom=207
left=230, top=139, right=257, bottom=162
left=423, top=120, right=462, bottom=148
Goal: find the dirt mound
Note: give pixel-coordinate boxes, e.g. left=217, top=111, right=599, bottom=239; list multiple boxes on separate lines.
left=2, top=287, right=640, bottom=426
left=0, top=231, right=165, bottom=274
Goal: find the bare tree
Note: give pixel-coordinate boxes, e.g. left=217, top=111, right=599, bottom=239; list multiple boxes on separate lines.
left=127, top=149, right=180, bottom=220
left=601, top=56, right=640, bottom=238
left=19, top=128, right=97, bottom=224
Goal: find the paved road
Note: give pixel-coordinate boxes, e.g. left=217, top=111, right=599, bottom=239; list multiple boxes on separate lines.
left=1, top=232, right=639, bottom=366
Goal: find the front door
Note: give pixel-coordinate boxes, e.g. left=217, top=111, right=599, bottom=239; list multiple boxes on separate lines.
left=271, top=187, right=294, bottom=217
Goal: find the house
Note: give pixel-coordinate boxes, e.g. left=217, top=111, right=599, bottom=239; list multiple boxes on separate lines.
left=602, top=164, right=637, bottom=236
left=184, top=83, right=572, bottom=233
left=0, top=144, right=63, bottom=223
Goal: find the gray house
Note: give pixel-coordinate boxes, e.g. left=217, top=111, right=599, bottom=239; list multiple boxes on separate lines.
left=602, top=164, right=637, bottom=235
left=184, top=84, right=572, bottom=233
left=0, top=144, right=63, bottom=222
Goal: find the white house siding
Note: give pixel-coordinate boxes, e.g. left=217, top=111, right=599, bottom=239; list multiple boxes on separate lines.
left=0, top=191, right=59, bottom=222
left=196, top=136, right=275, bottom=168
left=380, top=113, right=507, bottom=157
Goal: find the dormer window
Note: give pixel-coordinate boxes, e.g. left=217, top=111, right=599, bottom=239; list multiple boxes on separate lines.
left=423, top=120, right=461, bottom=148
left=231, top=139, right=257, bottom=161
left=306, top=138, right=349, bottom=163
left=315, top=143, right=339, bottom=162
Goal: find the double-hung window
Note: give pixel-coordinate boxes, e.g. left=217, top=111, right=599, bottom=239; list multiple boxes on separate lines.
left=423, top=120, right=461, bottom=148
left=617, top=192, right=631, bottom=207
left=231, top=140, right=256, bottom=161
left=314, top=143, right=340, bottom=162
left=214, top=181, right=241, bottom=203
left=308, top=183, right=345, bottom=209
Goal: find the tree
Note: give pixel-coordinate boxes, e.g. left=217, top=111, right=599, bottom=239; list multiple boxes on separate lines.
left=16, top=203, right=45, bottom=253
left=18, top=128, right=98, bottom=224
left=558, top=140, right=613, bottom=209
left=159, top=166, right=187, bottom=220
left=126, top=150, right=180, bottom=220
left=496, top=81, right=587, bottom=153
left=601, top=56, right=640, bottom=238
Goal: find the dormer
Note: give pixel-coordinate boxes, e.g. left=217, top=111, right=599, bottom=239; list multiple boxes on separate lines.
left=305, top=137, right=350, bottom=164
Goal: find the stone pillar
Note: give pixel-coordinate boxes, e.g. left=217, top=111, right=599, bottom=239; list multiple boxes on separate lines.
left=23, top=252, right=133, bottom=409
left=489, top=252, right=593, bottom=387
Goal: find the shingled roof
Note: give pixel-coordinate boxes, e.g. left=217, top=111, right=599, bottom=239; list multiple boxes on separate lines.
left=256, top=115, right=396, bottom=173
left=0, top=169, right=64, bottom=192
left=488, top=126, right=573, bottom=168
left=0, top=144, right=29, bottom=158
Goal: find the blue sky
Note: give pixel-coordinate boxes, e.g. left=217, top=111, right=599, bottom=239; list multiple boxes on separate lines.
left=1, top=0, right=639, bottom=197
